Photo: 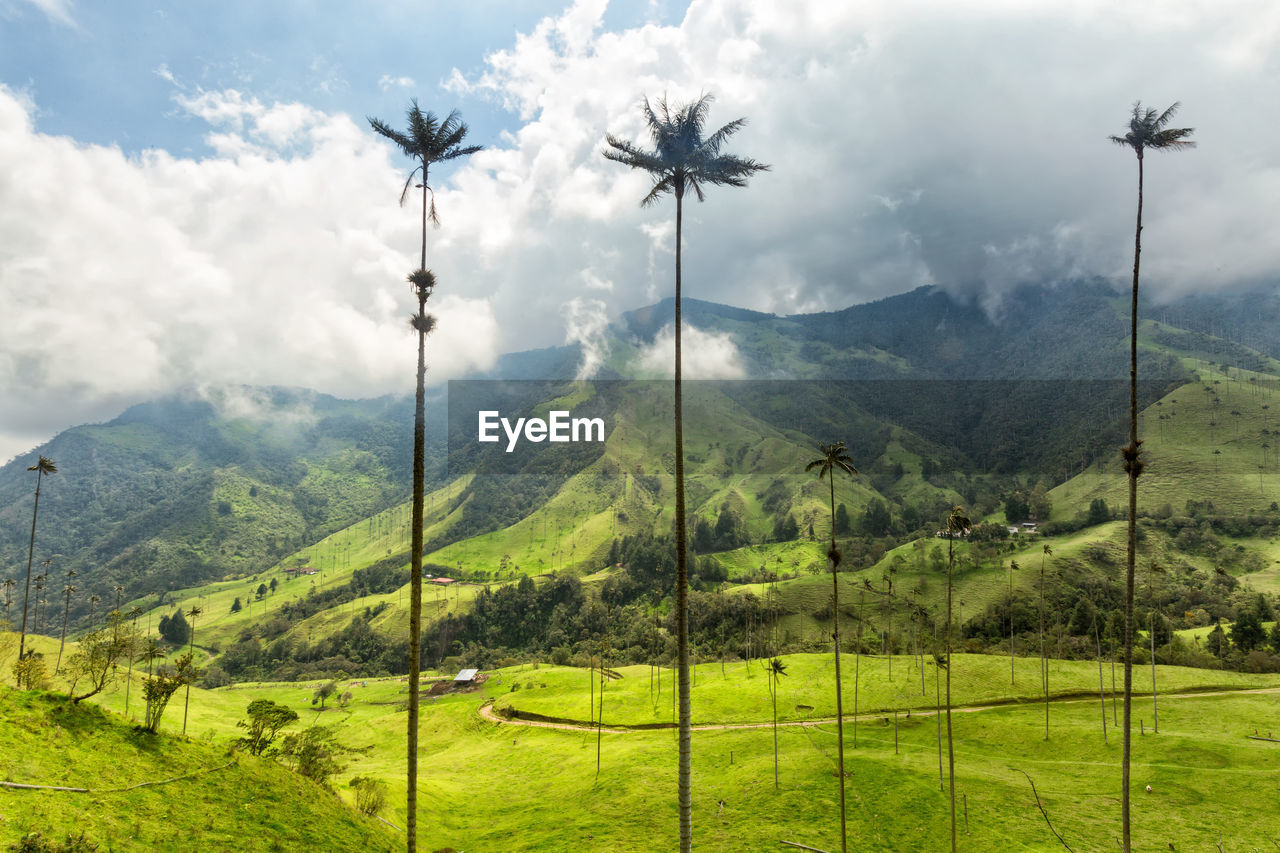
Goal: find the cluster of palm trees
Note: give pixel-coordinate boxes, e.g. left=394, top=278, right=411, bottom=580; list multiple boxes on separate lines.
left=360, top=92, right=1188, bottom=853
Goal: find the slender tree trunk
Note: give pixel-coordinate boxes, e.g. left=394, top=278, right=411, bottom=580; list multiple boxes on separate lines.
left=125, top=618, right=137, bottom=719
left=1095, top=618, right=1108, bottom=745
left=829, top=474, right=847, bottom=853
left=182, top=618, right=196, bottom=737
left=407, top=285, right=427, bottom=853
left=946, top=538, right=958, bottom=853
left=935, top=620, right=943, bottom=792
left=1122, top=150, right=1145, bottom=853
left=19, top=469, right=45, bottom=662
left=771, top=669, right=779, bottom=790
left=854, top=594, right=863, bottom=749
left=1149, top=609, right=1158, bottom=734
left=673, top=189, right=693, bottom=853
left=1009, top=563, right=1015, bottom=686
left=596, top=659, right=604, bottom=777
left=1041, top=558, right=1049, bottom=740
left=56, top=592, right=70, bottom=674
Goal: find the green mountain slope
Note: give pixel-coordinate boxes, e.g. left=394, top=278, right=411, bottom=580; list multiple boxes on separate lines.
left=0, top=685, right=398, bottom=851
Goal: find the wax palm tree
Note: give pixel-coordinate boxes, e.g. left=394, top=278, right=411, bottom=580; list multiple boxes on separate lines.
left=767, top=657, right=788, bottom=790
left=2, top=578, right=14, bottom=626
left=944, top=506, right=970, bottom=853
left=368, top=100, right=482, bottom=272
left=368, top=99, right=480, bottom=853
left=87, top=594, right=100, bottom=626
left=181, top=605, right=201, bottom=736
left=1110, top=101, right=1194, bottom=853
left=124, top=606, right=143, bottom=719
left=1040, top=544, right=1052, bottom=740
left=1008, top=559, right=1019, bottom=685
left=55, top=581, right=75, bottom=674
left=603, top=92, right=767, bottom=853
left=19, top=456, right=57, bottom=662
left=805, top=440, right=858, bottom=853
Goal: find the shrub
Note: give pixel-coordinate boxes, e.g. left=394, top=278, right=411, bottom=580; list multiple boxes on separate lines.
left=350, top=776, right=388, bottom=816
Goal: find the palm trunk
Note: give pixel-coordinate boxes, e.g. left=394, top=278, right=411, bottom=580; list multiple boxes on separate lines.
left=18, top=469, right=45, bottom=662
left=1041, top=558, right=1049, bottom=740
left=1095, top=617, right=1108, bottom=744
left=826, top=475, right=848, bottom=852
left=1149, top=609, right=1158, bottom=733
left=1122, top=150, right=1144, bottom=853
left=407, top=285, right=427, bottom=853
left=771, top=670, right=779, bottom=790
left=1009, top=563, right=1015, bottom=685
left=946, top=536, right=957, bottom=853
left=182, top=617, right=196, bottom=737
left=673, top=189, right=693, bottom=853
left=56, top=592, right=70, bottom=674
left=125, top=617, right=137, bottom=719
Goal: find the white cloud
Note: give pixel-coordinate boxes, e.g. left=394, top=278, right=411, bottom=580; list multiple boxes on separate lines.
left=20, top=0, right=73, bottom=27
left=0, top=84, right=498, bottom=462
left=564, top=295, right=611, bottom=379
left=635, top=324, right=746, bottom=379
left=5, top=0, right=1280, bottom=459
left=378, top=74, right=416, bottom=92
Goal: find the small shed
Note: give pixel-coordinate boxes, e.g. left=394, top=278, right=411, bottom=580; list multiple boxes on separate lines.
left=454, top=668, right=479, bottom=686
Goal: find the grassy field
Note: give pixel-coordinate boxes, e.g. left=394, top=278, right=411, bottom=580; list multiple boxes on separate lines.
left=0, top=686, right=398, bottom=851
left=7, top=637, right=1279, bottom=852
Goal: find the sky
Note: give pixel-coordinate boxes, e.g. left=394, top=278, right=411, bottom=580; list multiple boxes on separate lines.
left=1, top=0, right=1278, bottom=463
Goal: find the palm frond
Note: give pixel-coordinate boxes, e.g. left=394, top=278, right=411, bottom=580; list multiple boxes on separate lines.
left=603, top=91, right=768, bottom=207
left=1109, top=101, right=1195, bottom=154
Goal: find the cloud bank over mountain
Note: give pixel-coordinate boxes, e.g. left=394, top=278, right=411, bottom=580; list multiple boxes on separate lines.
left=3, top=0, right=1278, bottom=460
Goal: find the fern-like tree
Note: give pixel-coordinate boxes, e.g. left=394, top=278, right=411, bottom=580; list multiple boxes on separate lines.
left=806, top=440, right=859, bottom=853
left=602, top=92, right=767, bottom=853
left=368, top=99, right=480, bottom=853
left=19, top=456, right=56, bottom=662
left=1110, top=101, right=1194, bottom=853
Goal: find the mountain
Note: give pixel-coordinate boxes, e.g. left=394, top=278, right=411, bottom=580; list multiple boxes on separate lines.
left=0, top=387, right=445, bottom=620
left=4, top=278, right=1278, bottom=633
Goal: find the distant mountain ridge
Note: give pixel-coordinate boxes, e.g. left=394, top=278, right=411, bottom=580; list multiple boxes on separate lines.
left=4, top=278, right=1278, bottom=620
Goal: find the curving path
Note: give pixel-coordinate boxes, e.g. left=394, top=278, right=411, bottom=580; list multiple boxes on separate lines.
left=478, top=685, right=1280, bottom=735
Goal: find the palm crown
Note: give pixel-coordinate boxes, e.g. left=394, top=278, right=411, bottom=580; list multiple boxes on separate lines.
left=368, top=100, right=482, bottom=271
left=1109, top=101, right=1195, bottom=158
left=602, top=94, right=769, bottom=205
left=805, top=440, right=859, bottom=481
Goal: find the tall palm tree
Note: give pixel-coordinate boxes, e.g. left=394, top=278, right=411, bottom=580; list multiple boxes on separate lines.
left=1040, top=544, right=1052, bottom=740
left=124, top=605, right=143, bottom=719
left=368, top=99, right=480, bottom=853
left=805, top=440, right=858, bottom=853
left=55, top=582, right=75, bottom=674
left=2, top=578, right=14, bottom=627
left=19, top=456, right=57, bottom=662
left=768, top=657, right=788, bottom=790
left=1110, top=101, right=1194, bottom=853
left=603, top=92, right=767, bottom=853
left=1007, top=560, right=1019, bottom=685
left=944, top=505, right=970, bottom=853
left=181, top=605, right=201, bottom=736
